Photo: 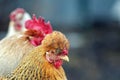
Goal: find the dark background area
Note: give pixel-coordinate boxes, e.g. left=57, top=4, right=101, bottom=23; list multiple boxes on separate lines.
left=0, top=0, right=120, bottom=80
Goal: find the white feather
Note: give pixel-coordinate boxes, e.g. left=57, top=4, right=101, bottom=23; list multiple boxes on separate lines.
left=6, top=12, right=31, bottom=38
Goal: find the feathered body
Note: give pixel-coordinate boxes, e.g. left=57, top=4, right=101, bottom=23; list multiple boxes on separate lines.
left=0, top=16, right=53, bottom=76
left=0, top=33, right=34, bottom=76
left=6, top=31, right=69, bottom=80
left=6, top=8, right=31, bottom=37
left=0, top=77, right=6, bottom=80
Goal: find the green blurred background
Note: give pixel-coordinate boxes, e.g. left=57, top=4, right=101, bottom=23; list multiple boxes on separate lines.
left=0, top=0, right=120, bottom=80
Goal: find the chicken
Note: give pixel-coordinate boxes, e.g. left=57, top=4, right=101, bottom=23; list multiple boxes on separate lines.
left=6, top=8, right=31, bottom=37
left=0, top=15, right=53, bottom=76
left=5, top=31, right=70, bottom=80
left=0, top=77, right=7, bottom=80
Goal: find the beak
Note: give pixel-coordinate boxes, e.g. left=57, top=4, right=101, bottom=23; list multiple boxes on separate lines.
left=59, top=56, right=69, bottom=62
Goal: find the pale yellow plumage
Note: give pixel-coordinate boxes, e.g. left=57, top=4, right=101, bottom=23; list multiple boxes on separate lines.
left=4, top=31, right=69, bottom=80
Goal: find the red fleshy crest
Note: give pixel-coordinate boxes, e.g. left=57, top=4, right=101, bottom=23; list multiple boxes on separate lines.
left=30, top=37, right=43, bottom=47
left=25, top=15, right=53, bottom=34
left=25, top=15, right=53, bottom=46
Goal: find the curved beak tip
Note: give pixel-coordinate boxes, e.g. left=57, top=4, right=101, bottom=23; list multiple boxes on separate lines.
left=60, top=56, right=69, bottom=62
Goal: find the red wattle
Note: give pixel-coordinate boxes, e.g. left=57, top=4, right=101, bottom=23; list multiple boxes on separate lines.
left=15, top=24, right=22, bottom=31
left=54, top=60, right=63, bottom=69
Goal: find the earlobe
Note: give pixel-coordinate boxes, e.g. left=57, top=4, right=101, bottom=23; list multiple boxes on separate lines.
left=46, top=52, right=53, bottom=63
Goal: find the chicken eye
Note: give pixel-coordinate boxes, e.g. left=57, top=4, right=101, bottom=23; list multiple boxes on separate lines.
left=56, top=48, right=62, bottom=54
left=49, top=50, right=55, bottom=54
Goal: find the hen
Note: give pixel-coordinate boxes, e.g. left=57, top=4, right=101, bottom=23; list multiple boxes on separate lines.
left=6, top=31, right=70, bottom=80
left=6, top=8, right=31, bottom=37
left=0, top=15, right=53, bottom=76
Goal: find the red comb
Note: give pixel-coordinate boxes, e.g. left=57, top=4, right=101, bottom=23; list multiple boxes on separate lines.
left=25, top=15, right=53, bottom=34
left=25, top=15, right=53, bottom=46
left=10, top=8, right=25, bottom=21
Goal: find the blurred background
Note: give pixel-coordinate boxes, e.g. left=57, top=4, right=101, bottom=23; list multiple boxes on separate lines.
left=0, top=0, right=120, bottom=80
